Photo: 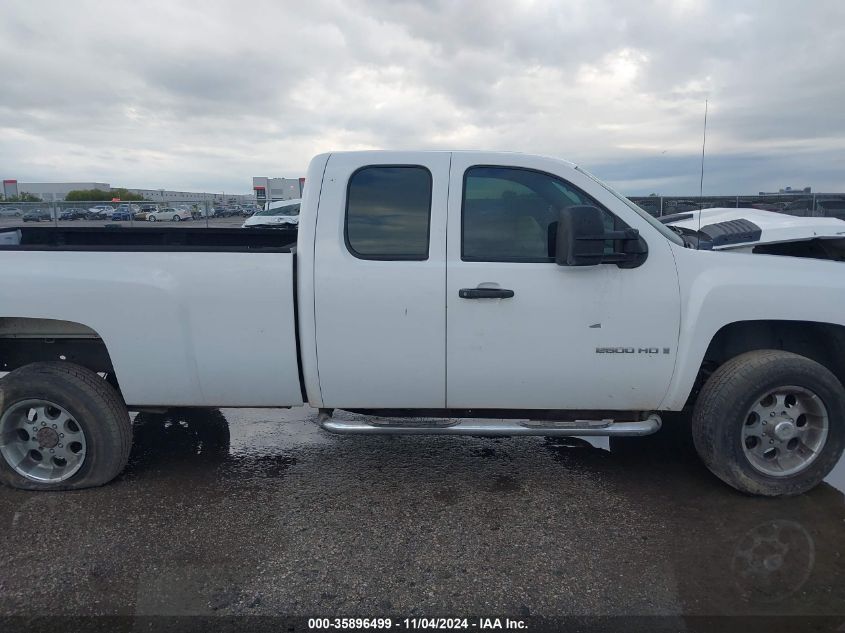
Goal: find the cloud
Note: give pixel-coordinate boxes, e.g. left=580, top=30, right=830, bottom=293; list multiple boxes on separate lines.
left=0, top=0, right=843, bottom=195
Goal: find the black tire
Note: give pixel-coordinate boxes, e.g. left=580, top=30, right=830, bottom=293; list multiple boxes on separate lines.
left=0, top=362, right=132, bottom=491
left=692, top=350, right=845, bottom=496
left=172, top=215, right=180, bottom=222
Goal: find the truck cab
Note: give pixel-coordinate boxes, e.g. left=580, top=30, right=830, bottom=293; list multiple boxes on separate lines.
left=299, top=151, right=681, bottom=412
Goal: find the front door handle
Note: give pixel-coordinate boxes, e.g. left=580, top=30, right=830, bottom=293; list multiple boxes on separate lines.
left=459, top=288, right=515, bottom=299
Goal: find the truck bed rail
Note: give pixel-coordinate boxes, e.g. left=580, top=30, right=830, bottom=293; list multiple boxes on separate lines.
left=0, top=226, right=297, bottom=252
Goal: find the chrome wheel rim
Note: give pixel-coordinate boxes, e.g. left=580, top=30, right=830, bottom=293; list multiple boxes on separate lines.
left=741, top=386, right=828, bottom=477
left=0, top=399, right=87, bottom=483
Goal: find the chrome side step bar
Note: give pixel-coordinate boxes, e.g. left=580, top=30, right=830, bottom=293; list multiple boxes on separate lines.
left=318, top=413, right=662, bottom=437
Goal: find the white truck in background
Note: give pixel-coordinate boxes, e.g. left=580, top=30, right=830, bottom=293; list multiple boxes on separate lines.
left=0, top=150, right=843, bottom=496
left=242, top=198, right=301, bottom=228
left=663, top=206, right=845, bottom=255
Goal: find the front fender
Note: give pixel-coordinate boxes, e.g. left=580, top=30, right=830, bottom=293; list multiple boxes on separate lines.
left=661, top=246, right=845, bottom=410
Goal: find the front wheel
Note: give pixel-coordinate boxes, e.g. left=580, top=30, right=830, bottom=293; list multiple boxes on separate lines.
left=692, top=350, right=845, bottom=496
left=148, top=216, right=156, bottom=222
left=172, top=215, right=181, bottom=222
left=0, top=362, right=132, bottom=491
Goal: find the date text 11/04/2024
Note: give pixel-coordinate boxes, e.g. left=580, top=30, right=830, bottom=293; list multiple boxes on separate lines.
left=307, top=618, right=528, bottom=630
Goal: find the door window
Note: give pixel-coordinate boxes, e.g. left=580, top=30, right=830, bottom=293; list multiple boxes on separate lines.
left=461, top=166, right=622, bottom=262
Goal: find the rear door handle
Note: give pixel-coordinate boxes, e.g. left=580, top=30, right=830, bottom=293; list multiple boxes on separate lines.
left=459, top=288, right=515, bottom=299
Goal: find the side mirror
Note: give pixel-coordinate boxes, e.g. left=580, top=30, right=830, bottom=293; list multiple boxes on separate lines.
left=555, top=205, right=606, bottom=266
left=554, top=205, right=649, bottom=268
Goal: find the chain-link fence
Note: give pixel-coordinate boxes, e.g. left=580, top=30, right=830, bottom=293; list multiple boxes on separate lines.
left=3, top=193, right=845, bottom=228
left=628, top=193, right=845, bottom=219
left=0, top=200, right=263, bottom=229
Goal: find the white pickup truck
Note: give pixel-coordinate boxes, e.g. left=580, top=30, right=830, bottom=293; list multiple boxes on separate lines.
left=1, top=151, right=844, bottom=496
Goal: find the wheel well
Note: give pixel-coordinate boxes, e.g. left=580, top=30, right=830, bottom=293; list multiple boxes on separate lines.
left=0, top=318, right=117, bottom=388
left=689, top=320, right=845, bottom=407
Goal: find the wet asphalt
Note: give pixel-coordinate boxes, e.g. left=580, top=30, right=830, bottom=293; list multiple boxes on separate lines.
left=0, top=406, right=842, bottom=621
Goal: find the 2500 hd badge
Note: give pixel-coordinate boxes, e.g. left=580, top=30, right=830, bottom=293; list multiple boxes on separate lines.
left=595, top=347, right=670, bottom=354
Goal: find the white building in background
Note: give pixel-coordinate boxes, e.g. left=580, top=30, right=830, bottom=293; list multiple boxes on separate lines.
left=9, top=182, right=111, bottom=201
left=252, top=177, right=304, bottom=206
left=0, top=179, right=254, bottom=204
left=758, top=186, right=812, bottom=195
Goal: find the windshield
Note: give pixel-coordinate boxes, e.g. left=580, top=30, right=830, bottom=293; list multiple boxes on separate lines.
left=575, top=167, right=684, bottom=246
left=256, top=203, right=300, bottom=217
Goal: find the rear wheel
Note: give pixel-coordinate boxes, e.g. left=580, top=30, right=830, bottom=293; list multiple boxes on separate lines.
left=172, top=215, right=181, bottom=222
left=148, top=215, right=156, bottom=222
left=692, top=350, right=845, bottom=496
left=0, top=362, right=132, bottom=491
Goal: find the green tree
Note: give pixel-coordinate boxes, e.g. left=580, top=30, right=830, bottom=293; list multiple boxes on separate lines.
left=65, top=188, right=145, bottom=202
left=111, top=188, right=146, bottom=201
left=1, top=192, right=40, bottom=202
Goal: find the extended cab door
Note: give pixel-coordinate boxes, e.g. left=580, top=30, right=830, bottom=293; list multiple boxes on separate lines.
left=445, top=153, right=681, bottom=411
left=313, top=152, right=450, bottom=408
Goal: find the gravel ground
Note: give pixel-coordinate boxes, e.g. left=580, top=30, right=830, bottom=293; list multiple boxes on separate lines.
left=0, top=406, right=842, bottom=623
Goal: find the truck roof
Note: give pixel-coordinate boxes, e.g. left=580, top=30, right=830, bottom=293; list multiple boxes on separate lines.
left=317, top=150, right=578, bottom=170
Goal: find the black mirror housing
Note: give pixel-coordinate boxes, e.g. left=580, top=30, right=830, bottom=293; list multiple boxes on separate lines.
left=555, top=205, right=606, bottom=266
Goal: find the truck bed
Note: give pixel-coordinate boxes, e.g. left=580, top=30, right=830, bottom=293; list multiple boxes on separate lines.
left=0, top=225, right=304, bottom=408
left=0, top=226, right=297, bottom=252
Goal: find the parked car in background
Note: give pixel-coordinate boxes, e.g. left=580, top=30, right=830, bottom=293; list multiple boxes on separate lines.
left=147, top=207, right=191, bottom=222
left=221, top=206, right=247, bottom=217
left=114, top=204, right=139, bottom=218
left=110, top=204, right=139, bottom=221
left=22, top=209, right=52, bottom=222
left=190, top=205, right=213, bottom=219
left=134, top=205, right=158, bottom=221
left=0, top=207, right=23, bottom=218
left=86, top=205, right=113, bottom=220
left=59, top=208, right=87, bottom=221
left=242, top=198, right=301, bottom=228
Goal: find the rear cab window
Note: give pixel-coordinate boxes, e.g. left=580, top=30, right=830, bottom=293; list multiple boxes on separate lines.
left=345, top=166, right=432, bottom=260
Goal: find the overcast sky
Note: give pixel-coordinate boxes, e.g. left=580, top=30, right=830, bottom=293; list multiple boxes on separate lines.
left=1, top=0, right=843, bottom=195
